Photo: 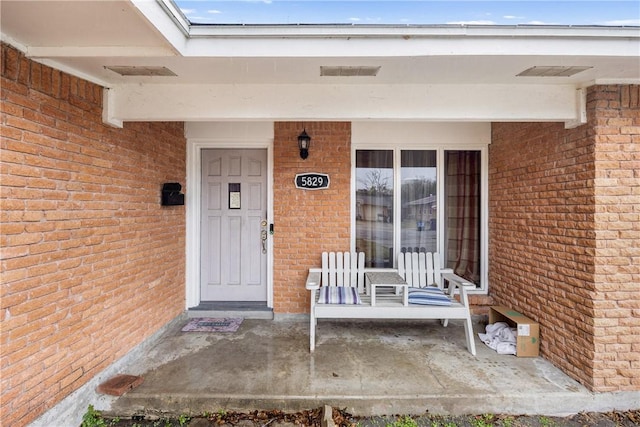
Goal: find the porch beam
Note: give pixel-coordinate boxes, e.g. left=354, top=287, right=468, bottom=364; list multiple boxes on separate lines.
left=105, top=83, right=582, bottom=125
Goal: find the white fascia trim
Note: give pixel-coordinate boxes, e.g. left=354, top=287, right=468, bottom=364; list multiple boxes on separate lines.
left=155, top=0, right=191, bottom=36
left=26, top=46, right=176, bottom=58
left=146, top=5, right=640, bottom=58
left=188, top=24, right=640, bottom=39
left=129, top=0, right=189, bottom=53
left=180, top=34, right=640, bottom=59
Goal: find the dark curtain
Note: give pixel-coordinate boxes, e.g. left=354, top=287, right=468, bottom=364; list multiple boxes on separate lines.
left=446, top=151, right=481, bottom=285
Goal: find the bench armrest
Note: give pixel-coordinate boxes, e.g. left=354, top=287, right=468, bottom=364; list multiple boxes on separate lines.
left=441, top=272, right=474, bottom=307
left=306, top=269, right=322, bottom=290
left=441, top=269, right=475, bottom=287
left=441, top=272, right=474, bottom=289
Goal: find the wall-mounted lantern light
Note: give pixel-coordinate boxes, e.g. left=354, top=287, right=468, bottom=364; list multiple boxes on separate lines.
left=298, top=129, right=311, bottom=160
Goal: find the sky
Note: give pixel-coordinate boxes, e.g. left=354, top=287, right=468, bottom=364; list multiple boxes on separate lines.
left=173, top=0, right=640, bottom=26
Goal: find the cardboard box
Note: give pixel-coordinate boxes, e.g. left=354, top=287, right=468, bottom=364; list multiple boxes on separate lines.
left=489, top=306, right=540, bottom=357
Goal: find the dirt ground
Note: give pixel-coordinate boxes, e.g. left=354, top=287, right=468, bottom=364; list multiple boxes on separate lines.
left=93, top=407, right=640, bottom=427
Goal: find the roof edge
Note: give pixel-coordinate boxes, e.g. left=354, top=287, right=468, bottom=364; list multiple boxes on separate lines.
left=187, top=23, right=640, bottom=39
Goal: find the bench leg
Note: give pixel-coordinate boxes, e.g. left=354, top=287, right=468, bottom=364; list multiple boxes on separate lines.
left=463, top=314, right=477, bottom=356
left=310, top=313, right=316, bottom=352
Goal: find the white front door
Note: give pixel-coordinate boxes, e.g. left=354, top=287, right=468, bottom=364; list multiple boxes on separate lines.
left=200, top=149, right=268, bottom=301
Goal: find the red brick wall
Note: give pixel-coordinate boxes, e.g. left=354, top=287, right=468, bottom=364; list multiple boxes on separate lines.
left=1, top=43, right=186, bottom=426
left=490, top=85, right=640, bottom=392
left=591, top=85, right=640, bottom=391
left=273, top=122, right=351, bottom=313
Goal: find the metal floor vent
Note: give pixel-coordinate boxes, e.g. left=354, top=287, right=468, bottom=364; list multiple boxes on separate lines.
left=517, top=65, right=592, bottom=77
left=320, top=66, right=381, bottom=77
left=105, top=65, right=177, bottom=76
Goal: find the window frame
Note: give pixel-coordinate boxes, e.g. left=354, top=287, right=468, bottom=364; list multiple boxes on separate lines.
left=351, top=143, right=489, bottom=294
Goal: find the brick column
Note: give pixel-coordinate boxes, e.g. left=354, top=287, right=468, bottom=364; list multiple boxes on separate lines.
left=272, top=122, right=351, bottom=313
left=489, top=85, right=640, bottom=392
left=591, top=85, right=640, bottom=391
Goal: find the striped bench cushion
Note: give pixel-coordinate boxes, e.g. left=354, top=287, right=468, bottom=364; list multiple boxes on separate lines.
left=408, top=287, right=452, bottom=306
left=317, top=286, right=362, bottom=304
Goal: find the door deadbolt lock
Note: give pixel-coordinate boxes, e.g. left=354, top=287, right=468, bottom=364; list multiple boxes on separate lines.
left=260, top=220, right=268, bottom=253
left=261, top=230, right=268, bottom=254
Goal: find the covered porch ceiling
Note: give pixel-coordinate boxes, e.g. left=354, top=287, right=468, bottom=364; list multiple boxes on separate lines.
left=1, top=0, right=639, bottom=128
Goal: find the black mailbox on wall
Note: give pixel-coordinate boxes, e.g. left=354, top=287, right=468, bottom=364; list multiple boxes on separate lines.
left=161, top=182, right=184, bottom=206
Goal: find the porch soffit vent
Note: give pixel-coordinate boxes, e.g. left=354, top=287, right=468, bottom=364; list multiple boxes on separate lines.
left=320, top=66, right=381, bottom=77
left=517, top=66, right=593, bottom=77
left=104, top=66, right=177, bottom=77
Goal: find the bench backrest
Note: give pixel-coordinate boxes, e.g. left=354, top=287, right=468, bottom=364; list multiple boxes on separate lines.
left=397, top=251, right=443, bottom=288
left=321, top=251, right=366, bottom=293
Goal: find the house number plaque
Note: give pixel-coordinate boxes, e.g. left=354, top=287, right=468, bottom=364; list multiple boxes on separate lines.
left=295, top=173, right=330, bottom=190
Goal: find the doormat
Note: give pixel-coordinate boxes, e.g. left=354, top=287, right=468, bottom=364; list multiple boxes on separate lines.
left=181, top=317, right=243, bottom=333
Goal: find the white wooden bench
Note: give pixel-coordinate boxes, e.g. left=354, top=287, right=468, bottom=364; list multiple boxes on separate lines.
left=306, top=251, right=476, bottom=355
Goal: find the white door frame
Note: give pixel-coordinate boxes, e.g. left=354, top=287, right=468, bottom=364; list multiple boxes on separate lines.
left=186, top=137, right=274, bottom=309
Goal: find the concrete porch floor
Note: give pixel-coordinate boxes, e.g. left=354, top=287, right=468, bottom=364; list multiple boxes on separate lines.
left=109, top=317, right=639, bottom=418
